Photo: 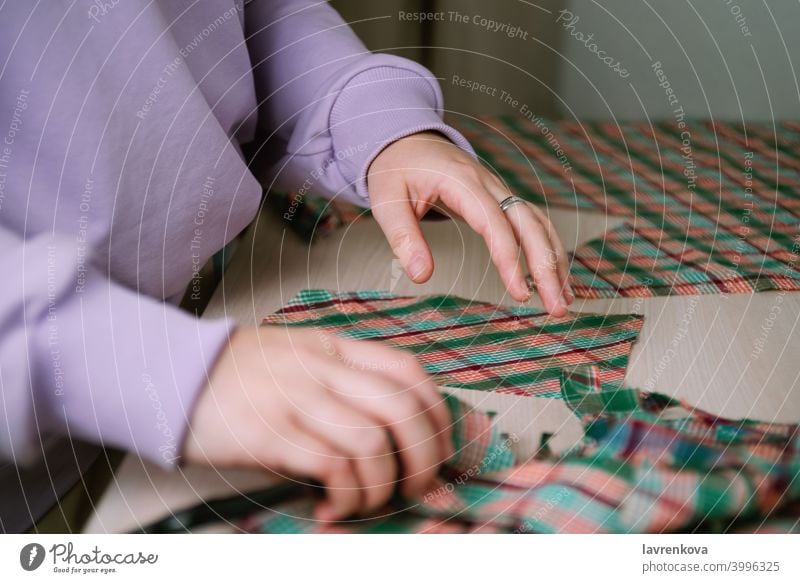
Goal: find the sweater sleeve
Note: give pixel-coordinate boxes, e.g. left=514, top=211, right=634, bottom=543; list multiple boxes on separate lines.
left=245, top=0, right=474, bottom=207
left=0, top=227, right=233, bottom=468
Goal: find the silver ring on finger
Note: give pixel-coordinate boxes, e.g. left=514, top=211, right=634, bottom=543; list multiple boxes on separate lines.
left=499, top=195, right=528, bottom=213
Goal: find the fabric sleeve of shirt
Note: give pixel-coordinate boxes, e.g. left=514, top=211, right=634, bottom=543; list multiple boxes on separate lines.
left=0, top=226, right=233, bottom=468
left=245, top=0, right=475, bottom=207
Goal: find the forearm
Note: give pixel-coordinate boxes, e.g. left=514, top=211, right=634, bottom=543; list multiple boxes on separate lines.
left=0, top=228, right=233, bottom=467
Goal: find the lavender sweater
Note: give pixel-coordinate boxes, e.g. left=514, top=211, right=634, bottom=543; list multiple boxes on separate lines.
left=0, top=0, right=471, bottom=472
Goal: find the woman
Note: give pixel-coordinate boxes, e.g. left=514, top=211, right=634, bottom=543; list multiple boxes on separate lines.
left=0, top=0, right=571, bottom=528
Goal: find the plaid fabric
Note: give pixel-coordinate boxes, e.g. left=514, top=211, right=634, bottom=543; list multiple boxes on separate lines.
left=262, top=289, right=644, bottom=397
left=239, top=365, right=800, bottom=534
left=455, top=115, right=800, bottom=297
left=570, top=221, right=800, bottom=297
left=455, top=116, right=800, bottom=222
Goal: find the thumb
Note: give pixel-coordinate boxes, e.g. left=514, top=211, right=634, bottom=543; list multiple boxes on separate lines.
left=370, top=180, right=434, bottom=283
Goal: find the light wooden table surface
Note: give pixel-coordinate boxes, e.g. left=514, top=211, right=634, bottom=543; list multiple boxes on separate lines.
left=85, top=207, right=800, bottom=533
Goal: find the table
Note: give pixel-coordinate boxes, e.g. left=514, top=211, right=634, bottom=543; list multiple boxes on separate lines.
left=84, top=206, right=800, bottom=533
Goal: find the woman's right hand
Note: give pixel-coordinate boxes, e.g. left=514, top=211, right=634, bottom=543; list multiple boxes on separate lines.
left=183, top=326, right=453, bottom=521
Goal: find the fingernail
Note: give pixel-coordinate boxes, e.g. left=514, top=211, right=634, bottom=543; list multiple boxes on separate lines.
left=517, top=277, right=532, bottom=301
left=565, top=283, right=575, bottom=303
left=407, top=255, right=427, bottom=281
left=314, top=502, right=336, bottom=522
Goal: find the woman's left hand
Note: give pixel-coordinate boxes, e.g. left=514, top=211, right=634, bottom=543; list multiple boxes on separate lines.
left=367, top=131, right=573, bottom=316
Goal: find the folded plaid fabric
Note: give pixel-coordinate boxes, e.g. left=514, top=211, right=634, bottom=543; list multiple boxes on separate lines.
left=262, top=289, right=644, bottom=397
left=239, top=366, right=800, bottom=534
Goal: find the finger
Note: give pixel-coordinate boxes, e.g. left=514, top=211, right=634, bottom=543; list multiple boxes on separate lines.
left=509, top=206, right=567, bottom=316
left=320, top=354, right=442, bottom=496
left=527, top=203, right=574, bottom=303
left=439, top=176, right=529, bottom=301
left=369, top=176, right=434, bottom=283
left=273, top=430, right=361, bottom=522
left=336, top=339, right=454, bottom=459
left=289, top=386, right=399, bottom=513
left=486, top=185, right=568, bottom=315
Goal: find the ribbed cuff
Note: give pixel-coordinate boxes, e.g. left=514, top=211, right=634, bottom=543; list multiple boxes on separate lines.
left=36, top=263, right=234, bottom=468
left=329, top=65, right=475, bottom=204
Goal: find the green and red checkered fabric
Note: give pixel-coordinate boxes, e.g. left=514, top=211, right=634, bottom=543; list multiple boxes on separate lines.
left=455, top=116, right=800, bottom=223
left=455, top=115, right=800, bottom=297
left=262, top=289, right=644, bottom=397
left=569, top=221, right=800, bottom=297
left=238, top=365, right=800, bottom=534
